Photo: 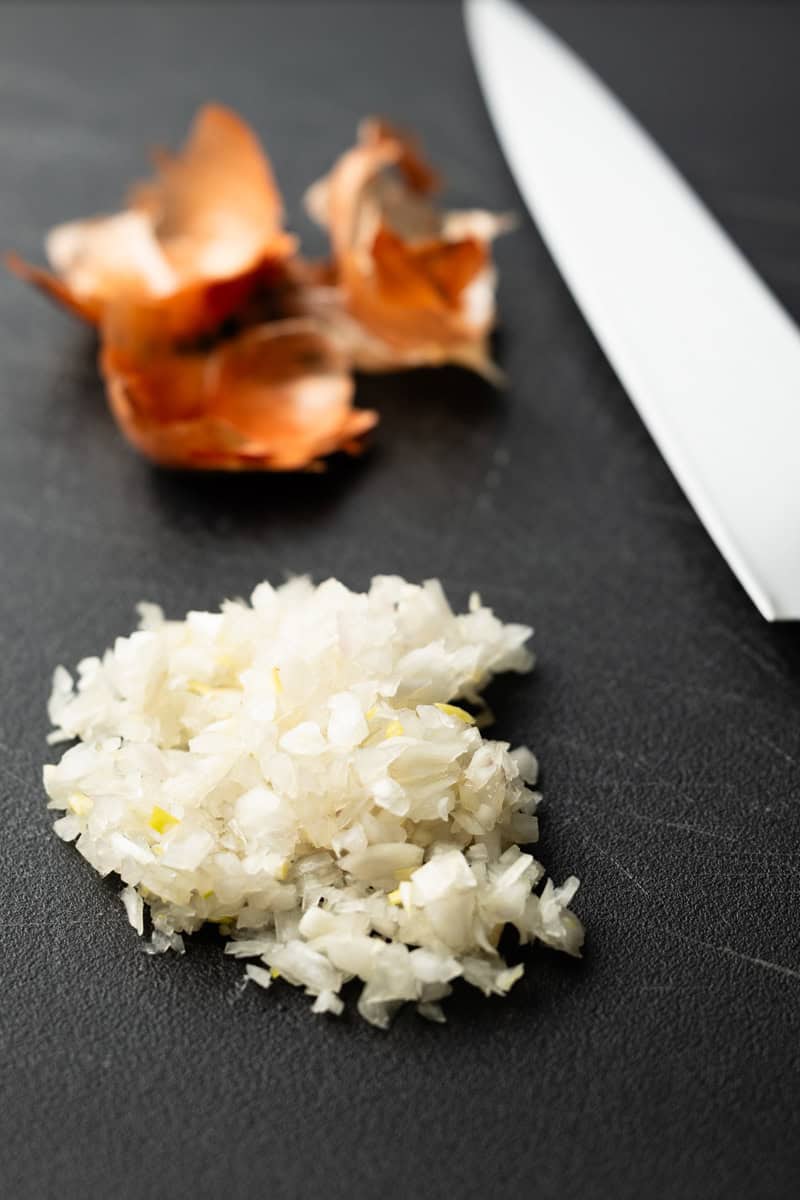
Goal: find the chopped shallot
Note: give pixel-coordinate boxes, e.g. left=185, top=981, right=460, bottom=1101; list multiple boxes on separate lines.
left=44, top=576, right=583, bottom=1027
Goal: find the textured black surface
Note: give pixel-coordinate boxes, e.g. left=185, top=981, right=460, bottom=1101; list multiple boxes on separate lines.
left=2, top=3, right=800, bottom=1198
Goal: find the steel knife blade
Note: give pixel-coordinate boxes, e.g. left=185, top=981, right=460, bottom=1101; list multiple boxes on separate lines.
left=465, top=0, right=800, bottom=619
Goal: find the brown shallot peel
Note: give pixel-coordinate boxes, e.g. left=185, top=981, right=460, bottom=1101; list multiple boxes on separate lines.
left=8, top=106, right=508, bottom=471
left=101, top=299, right=376, bottom=472
left=304, top=118, right=512, bottom=379
left=8, top=106, right=296, bottom=332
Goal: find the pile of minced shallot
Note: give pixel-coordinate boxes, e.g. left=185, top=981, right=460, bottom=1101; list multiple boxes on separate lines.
left=44, top=576, right=582, bottom=1027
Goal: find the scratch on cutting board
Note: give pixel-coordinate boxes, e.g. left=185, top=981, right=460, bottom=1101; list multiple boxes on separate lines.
left=606, top=853, right=649, bottom=896
left=711, top=625, right=788, bottom=686
left=613, top=746, right=702, bottom=809
left=751, top=731, right=798, bottom=770
left=670, top=932, right=800, bottom=983
left=627, top=811, right=736, bottom=844
left=0, top=761, right=32, bottom=792
left=549, top=735, right=655, bottom=782
left=649, top=678, right=746, bottom=706
left=576, top=828, right=650, bottom=896
left=550, top=735, right=704, bottom=810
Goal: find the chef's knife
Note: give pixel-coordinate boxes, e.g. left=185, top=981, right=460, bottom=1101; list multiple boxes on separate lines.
left=465, top=0, right=800, bottom=620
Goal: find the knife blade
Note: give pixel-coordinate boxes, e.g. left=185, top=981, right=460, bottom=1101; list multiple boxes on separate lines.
left=465, top=0, right=800, bottom=620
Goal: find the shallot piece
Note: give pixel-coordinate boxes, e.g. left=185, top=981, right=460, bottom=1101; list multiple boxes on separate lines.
left=44, top=576, right=583, bottom=1027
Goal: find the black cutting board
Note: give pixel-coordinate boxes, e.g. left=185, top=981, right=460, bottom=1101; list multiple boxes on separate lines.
left=2, top=4, right=799, bottom=1197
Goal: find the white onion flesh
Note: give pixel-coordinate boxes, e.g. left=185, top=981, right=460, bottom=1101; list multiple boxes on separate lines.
left=44, top=575, right=583, bottom=1026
